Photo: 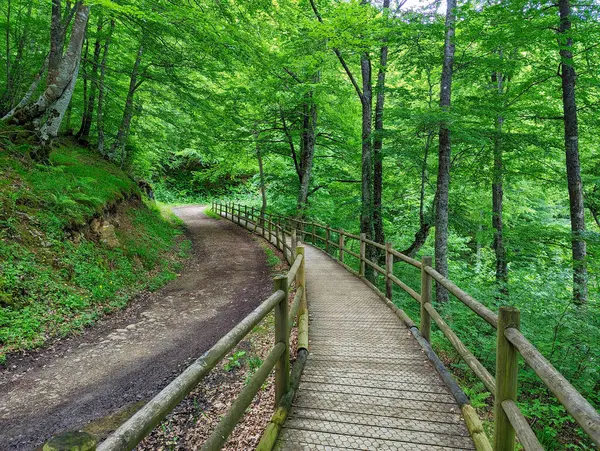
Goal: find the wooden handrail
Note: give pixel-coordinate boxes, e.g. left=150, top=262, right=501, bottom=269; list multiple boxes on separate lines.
left=215, top=202, right=600, bottom=449
left=505, top=327, right=600, bottom=446
left=97, top=290, right=284, bottom=451
left=98, top=202, right=308, bottom=451
left=424, top=266, right=498, bottom=327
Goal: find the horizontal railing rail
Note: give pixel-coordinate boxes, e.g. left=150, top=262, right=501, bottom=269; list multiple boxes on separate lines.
left=218, top=201, right=600, bottom=450
left=96, top=204, right=308, bottom=451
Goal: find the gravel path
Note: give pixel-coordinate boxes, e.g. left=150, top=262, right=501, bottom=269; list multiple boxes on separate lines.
left=0, top=205, right=273, bottom=450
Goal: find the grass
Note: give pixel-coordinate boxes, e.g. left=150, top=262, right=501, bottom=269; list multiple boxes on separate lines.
left=203, top=208, right=221, bottom=220
left=0, top=139, right=191, bottom=363
left=262, top=246, right=281, bottom=268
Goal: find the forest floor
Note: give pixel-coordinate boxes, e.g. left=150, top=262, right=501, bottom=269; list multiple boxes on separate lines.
left=0, top=205, right=275, bottom=450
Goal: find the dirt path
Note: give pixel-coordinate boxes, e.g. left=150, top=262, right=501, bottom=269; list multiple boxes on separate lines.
left=0, top=205, right=273, bottom=450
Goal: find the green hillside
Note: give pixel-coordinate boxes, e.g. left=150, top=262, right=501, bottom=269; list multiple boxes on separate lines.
left=0, top=137, right=190, bottom=362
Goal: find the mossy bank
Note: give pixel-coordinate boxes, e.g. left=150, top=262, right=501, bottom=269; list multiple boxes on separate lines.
left=0, top=140, right=191, bottom=363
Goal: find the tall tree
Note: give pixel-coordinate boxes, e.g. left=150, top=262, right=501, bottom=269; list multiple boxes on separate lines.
left=434, top=0, right=457, bottom=303
left=5, top=1, right=89, bottom=158
left=77, top=16, right=103, bottom=142
left=492, top=68, right=508, bottom=299
left=373, top=0, right=390, bottom=260
left=110, top=42, right=144, bottom=166
left=97, top=18, right=114, bottom=156
left=309, top=0, right=376, bottom=278
left=558, top=0, right=587, bottom=304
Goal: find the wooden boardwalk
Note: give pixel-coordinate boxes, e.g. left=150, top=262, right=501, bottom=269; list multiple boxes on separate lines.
left=276, top=245, right=474, bottom=450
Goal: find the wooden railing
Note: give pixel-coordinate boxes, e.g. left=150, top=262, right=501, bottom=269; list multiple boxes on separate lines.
left=96, top=206, right=307, bottom=451
left=215, top=202, right=600, bottom=450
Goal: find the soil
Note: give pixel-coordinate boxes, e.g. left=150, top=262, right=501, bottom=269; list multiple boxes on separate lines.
left=0, top=205, right=274, bottom=450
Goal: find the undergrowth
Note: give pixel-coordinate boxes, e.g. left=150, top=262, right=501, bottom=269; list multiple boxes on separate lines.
left=0, top=138, right=191, bottom=362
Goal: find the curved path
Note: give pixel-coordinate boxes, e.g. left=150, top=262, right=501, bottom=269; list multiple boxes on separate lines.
left=0, top=205, right=273, bottom=450
left=218, top=208, right=475, bottom=449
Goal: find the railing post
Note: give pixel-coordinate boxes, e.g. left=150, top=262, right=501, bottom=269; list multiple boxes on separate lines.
left=282, top=228, right=289, bottom=263
left=359, top=233, right=366, bottom=277
left=268, top=214, right=273, bottom=242
left=325, top=226, right=331, bottom=254
left=420, top=256, right=432, bottom=342
left=495, top=306, right=520, bottom=451
left=273, top=275, right=290, bottom=406
left=291, top=229, right=297, bottom=260
left=244, top=205, right=248, bottom=228
left=276, top=224, right=281, bottom=250
left=385, top=242, right=393, bottom=300
left=339, top=229, right=345, bottom=263
left=296, top=246, right=308, bottom=351
left=311, top=223, right=316, bottom=244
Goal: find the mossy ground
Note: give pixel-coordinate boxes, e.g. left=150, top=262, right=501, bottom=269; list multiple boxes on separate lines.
left=0, top=138, right=191, bottom=363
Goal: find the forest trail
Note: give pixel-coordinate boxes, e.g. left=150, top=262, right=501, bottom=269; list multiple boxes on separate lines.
left=275, top=245, right=474, bottom=450
left=0, top=205, right=273, bottom=451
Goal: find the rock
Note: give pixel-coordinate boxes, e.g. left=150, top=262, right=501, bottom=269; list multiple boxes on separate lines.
left=42, top=431, right=96, bottom=451
left=89, top=218, right=102, bottom=234
left=100, top=224, right=119, bottom=248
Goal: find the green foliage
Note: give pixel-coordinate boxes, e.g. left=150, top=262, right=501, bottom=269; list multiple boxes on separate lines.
left=262, top=246, right=281, bottom=268
left=224, top=350, right=247, bottom=371
left=203, top=208, right=221, bottom=220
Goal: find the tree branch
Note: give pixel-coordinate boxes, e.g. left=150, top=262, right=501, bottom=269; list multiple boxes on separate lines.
left=308, top=0, right=363, bottom=100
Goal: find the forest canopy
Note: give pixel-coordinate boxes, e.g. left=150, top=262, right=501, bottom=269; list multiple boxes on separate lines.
left=1, top=0, right=599, bottom=448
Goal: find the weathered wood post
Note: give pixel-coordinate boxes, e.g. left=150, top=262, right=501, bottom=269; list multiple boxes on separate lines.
left=291, top=229, right=297, bottom=260
left=420, top=256, right=433, bottom=341
left=299, top=221, right=304, bottom=242
left=276, top=224, right=281, bottom=250
left=268, top=214, right=272, bottom=242
left=325, top=226, right=331, bottom=254
left=339, top=229, right=345, bottom=263
left=495, top=306, right=520, bottom=451
left=311, top=222, right=316, bottom=244
left=296, top=246, right=308, bottom=351
left=244, top=205, right=248, bottom=228
left=359, top=233, right=366, bottom=277
left=273, top=275, right=290, bottom=406
left=385, top=242, right=393, bottom=300
left=282, top=230, right=289, bottom=263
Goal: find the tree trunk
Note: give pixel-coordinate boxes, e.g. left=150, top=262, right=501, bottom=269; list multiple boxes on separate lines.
left=97, top=19, right=115, bottom=156
left=77, top=17, right=103, bottom=141
left=401, top=131, right=434, bottom=257
left=361, top=52, right=375, bottom=281
left=4, top=1, right=34, bottom=110
left=297, top=85, right=318, bottom=216
left=3, top=0, right=11, bottom=110
left=8, top=2, right=89, bottom=129
left=2, top=56, right=48, bottom=121
left=492, top=71, right=508, bottom=300
left=110, top=43, right=143, bottom=166
left=434, top=0, right=456, bottom=303
left=255, top=131, right=267, bottom=223
left=559, top=0, right=587, bottom=304
left=373, top=0, right=390, bottom=263
left=38, top=59, right=81, bottom=148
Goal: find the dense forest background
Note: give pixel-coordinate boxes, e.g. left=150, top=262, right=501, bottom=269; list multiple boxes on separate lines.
left=1, top=0, right=599, bottom=448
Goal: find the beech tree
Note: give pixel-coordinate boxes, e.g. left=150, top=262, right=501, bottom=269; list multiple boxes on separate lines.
left=434, top=0, right=456, bottom=303
left=558, top=0, right=587, bottom=304
left=5, top=1, right=89, bottom=158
